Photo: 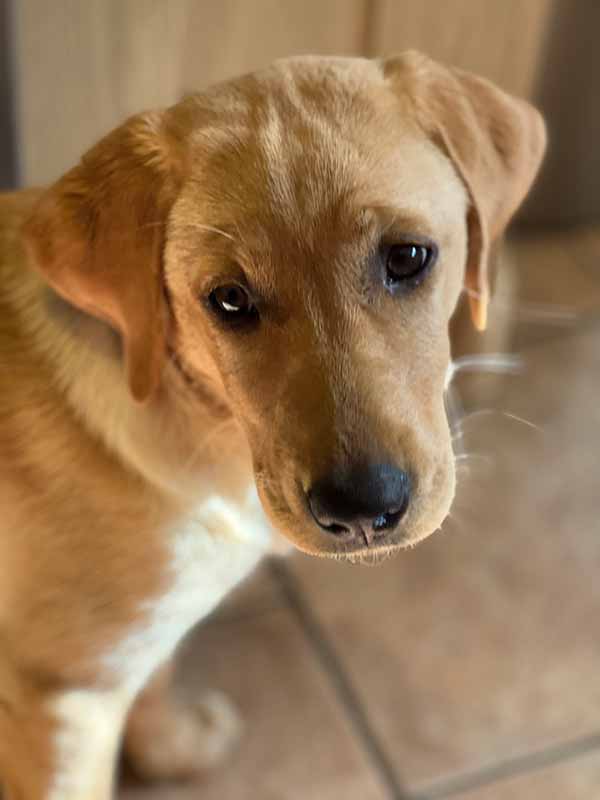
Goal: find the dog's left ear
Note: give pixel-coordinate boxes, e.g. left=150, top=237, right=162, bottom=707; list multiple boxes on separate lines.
left=23, top=110, right=185, bottom=401
left=383, top=51, right=547, bottom=330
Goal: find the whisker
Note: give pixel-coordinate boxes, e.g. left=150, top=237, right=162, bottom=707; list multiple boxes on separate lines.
left=516, top=304, right=579, bottom=325
left=454, top=452, right=493, bottom=464
left=380, top=210, right=400, bottom=235
left=499, top=410, right=543, bottom=432
left=134, top=221, right=165, bottom=231
left=454, top=452, right=495, bottom=481
left=444, top=384, right=466, bottom=443
left=461, top=286, right=579, bottom=326
left=445, top=353, right=523, bottom=388
left=452, top=407, right=544, bottom=434
left=177, top=222, right=236, bottom=242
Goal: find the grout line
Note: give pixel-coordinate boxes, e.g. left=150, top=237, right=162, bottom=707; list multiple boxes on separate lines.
left=268, top=558, right=411, bottom=800
left=264, top=559, right=600, bottom=800
left=202, top=599, right=284, bottom=628
left=411, top=732, right=600, bottom=800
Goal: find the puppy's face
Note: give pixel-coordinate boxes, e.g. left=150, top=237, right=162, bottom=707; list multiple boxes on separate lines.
left=165, top=61, right=467, bottom=557
left=26, top=54, right=545, bottom=559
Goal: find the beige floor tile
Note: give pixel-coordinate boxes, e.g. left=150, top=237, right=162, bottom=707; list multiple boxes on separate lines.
left=566, top=226, right=600, bottom=280
left=507, top=227, right=600, bottom=349
left=205, top=561, right=283, bottom=624
left=119, top=607, right=388, bottom=800
left=511, top=227, right=600, bottom=313
left=451, top=749, right=600, bottom=800
left=290, top=324, right=600, bottom=789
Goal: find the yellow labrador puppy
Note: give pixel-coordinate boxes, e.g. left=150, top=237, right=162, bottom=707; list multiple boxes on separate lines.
left=0, top=52, right=545, bottom=799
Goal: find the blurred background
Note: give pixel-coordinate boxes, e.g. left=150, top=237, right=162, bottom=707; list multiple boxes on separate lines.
left=2, top=2, right=600, bottom=799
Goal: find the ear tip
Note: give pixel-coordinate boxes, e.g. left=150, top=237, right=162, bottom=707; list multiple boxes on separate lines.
left=127, top=332, right=165, bottom=404
left=128, top=358, right=160, bottom=403
left=468, top=293, right=488, bottom=332
left=474, top=313, right=488, bottom=332
left=129, top=372, right=156, bottom=404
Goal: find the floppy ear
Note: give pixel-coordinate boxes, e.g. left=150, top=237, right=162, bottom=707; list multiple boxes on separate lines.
left=383, top=51, right=547, bottom=330
left=23, top=110, right=184, bottom=401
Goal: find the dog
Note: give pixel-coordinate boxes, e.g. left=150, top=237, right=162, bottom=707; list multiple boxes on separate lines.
left=0, top=51, right=545, bottom=799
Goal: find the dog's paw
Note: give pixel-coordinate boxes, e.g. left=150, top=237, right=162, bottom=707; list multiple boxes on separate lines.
left=124, top=689, right=243, bottom=782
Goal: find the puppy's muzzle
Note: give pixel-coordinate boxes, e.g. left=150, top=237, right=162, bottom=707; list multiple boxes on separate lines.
left=307, top=463, right=411, bottom=548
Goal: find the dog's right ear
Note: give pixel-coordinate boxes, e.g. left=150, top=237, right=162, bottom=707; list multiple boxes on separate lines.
left=23, top=110, right=186, bottom=402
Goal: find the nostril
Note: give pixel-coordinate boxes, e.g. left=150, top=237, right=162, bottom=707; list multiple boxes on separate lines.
left=322, top=521, right=350, bottom=536
left=308, top=491, right=350, bottom=535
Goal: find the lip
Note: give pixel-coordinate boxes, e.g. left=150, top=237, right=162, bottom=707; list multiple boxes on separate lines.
left=309, top=510, right=410, bottom=550
left=302, top=510, right=414, bottom=557
left=295, top=526, right=413, bottom=559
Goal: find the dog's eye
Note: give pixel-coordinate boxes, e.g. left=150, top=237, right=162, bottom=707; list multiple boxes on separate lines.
left=384, top=244, right=436, bottom=289
left=209, top=284, right=258, bottom=324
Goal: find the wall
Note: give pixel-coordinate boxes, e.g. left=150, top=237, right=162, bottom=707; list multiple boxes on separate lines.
left=9, top=0, right=598, bottom=226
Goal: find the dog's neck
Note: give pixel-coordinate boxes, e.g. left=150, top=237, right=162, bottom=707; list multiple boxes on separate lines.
left=13, top=259, right=253, bottom=505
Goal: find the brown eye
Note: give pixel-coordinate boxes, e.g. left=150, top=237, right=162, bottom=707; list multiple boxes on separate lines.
left=384, top=243, right=436, bottom=289
left=208, top=284, right=258, bottom=325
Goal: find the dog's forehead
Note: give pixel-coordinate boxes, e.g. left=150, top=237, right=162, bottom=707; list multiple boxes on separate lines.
left=186, top=61, right=383, bottom=210
left=172, top=57, right=466, bottom=281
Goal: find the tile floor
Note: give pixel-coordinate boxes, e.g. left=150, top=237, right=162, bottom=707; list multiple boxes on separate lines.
left=120, top=226, right=600, bottom=800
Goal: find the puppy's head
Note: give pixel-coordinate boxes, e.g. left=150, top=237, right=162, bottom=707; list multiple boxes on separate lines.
left=24, top=53, right=546, bottom=558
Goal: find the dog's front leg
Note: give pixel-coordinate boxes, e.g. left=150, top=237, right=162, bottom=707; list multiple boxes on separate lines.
left=123, top=658, right=242, bottom=782
left=0, top=684, right=131, bottom=800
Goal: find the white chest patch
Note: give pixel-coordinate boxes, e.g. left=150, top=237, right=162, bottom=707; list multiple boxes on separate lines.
left=104, top=486, right=273, bottom=696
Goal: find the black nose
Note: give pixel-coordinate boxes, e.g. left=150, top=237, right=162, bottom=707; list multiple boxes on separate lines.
left=308, top=463, right=411, bottom=546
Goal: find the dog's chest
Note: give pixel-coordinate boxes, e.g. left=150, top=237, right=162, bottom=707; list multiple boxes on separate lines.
left=105, top=487, right=273, bottom=693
